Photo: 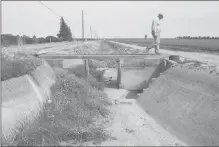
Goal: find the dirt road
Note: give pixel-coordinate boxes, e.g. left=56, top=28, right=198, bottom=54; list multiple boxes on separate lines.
left=3, top=41, right=103, bottom=55
left=109, top=41, right=219, bottom=65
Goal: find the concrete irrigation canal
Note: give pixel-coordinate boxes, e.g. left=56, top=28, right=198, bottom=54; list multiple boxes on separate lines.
left=2, top=40, right=219, bottom=146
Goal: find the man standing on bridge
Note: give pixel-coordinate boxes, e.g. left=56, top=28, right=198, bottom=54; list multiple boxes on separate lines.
left=146, top=13, right=164, bottom=54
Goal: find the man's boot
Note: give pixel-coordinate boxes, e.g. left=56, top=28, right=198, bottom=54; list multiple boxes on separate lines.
left=155, top=51, right=160, bottom=55
left=145, top=46, right=149, bottom=53
left=155, top=45, right=160, bottom=55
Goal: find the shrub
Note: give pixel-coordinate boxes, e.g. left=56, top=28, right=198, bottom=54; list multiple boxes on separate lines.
left=67, top=64, right=105, bottom=91
left=1, top=51, right=43, bottom=81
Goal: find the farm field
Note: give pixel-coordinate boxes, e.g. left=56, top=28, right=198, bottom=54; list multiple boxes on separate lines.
left=112, top=38, right=219, bottom=53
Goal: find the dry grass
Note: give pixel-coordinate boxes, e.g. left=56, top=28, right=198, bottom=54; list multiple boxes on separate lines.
left=8, top=69, right=112, bottom=146
left=89, top=58, right=118, bottom=69
left=67, top=64, right=105, bottom=91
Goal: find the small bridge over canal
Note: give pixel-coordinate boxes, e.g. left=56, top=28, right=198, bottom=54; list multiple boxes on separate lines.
left=35, top=53, right=173, bottom=90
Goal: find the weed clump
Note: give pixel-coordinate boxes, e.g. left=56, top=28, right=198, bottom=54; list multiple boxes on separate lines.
left=1, top=51, right=43, bottom=81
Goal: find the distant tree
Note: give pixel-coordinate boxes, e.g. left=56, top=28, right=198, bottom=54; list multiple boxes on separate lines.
left=38, top=37, right=46, bottom=43
left=32, top=35, right=38, bottom=44
left=57, top=17, right=73, bottom=41
left=22, top=35, right=34, bottom=44
left=1, top=34, right=17, bottom=46
left=45, top=36, right=59, bottom=42
left=1, top=35, right=8, bottom=46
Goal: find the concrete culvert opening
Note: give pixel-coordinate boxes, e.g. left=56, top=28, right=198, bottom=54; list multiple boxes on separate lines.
left=120, top=57, right=172, bottom=92
left=99, top=57, right=173, bottom=103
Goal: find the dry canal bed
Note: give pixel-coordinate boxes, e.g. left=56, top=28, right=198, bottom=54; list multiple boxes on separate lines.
left=92, top=57, right=219, bottom=146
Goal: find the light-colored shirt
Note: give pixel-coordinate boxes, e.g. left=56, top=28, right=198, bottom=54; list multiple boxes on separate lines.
left=151, top=17, right=161, bottom=33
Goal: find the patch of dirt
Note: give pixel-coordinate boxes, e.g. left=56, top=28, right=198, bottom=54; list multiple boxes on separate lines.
left=91, top=87, right=187, bottom=146
left=177, top=61, right=219, bottom=76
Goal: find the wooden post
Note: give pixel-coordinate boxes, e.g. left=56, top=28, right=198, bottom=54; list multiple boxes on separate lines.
left=84, top=59, right=89, bottom=80
left=117, top=58, right=122, bottom=89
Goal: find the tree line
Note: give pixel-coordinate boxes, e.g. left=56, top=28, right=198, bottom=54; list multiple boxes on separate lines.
left=1, top=17, right=94, bottom=47
left=176, top=36, right=219, bottom=39
left=1, top=34, right=63, bottom=47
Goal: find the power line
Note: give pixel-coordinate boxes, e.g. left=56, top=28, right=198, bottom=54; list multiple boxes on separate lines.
left=37, top=2, right=96, bottom=39
left=38, top=1, right=75, bottom=25
left=38, top=1, right=77, bottom=37
left=38, top=1, right=61, bottom=18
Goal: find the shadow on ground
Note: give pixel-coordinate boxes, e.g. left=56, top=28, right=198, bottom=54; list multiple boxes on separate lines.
left=104, top=79, right=142, bottom=100
left=125, top=91, right=142, bottom=99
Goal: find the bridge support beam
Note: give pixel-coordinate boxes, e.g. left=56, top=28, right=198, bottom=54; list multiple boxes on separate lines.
left=84, top=59, right=89, bottom=80
left=117, top=58, right=122, bottom=89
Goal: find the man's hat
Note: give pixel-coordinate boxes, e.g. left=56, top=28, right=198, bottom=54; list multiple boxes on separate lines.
left=158, top=13, right=164, bottom=17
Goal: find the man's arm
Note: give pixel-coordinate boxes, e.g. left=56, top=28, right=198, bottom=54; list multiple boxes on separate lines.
left=152, top=19, right=158, bottom=33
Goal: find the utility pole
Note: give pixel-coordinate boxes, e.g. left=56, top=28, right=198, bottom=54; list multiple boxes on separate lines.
left=82, top=10, right=89, bottom=80
left=82, top=10, right=84, bottom=42
left=90, top=26, right=92, bottom=40
left=22, top=36, right=25, bottom=45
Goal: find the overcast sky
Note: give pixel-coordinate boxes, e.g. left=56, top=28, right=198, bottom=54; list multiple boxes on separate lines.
left=2, top=1, right=219, bottom=38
